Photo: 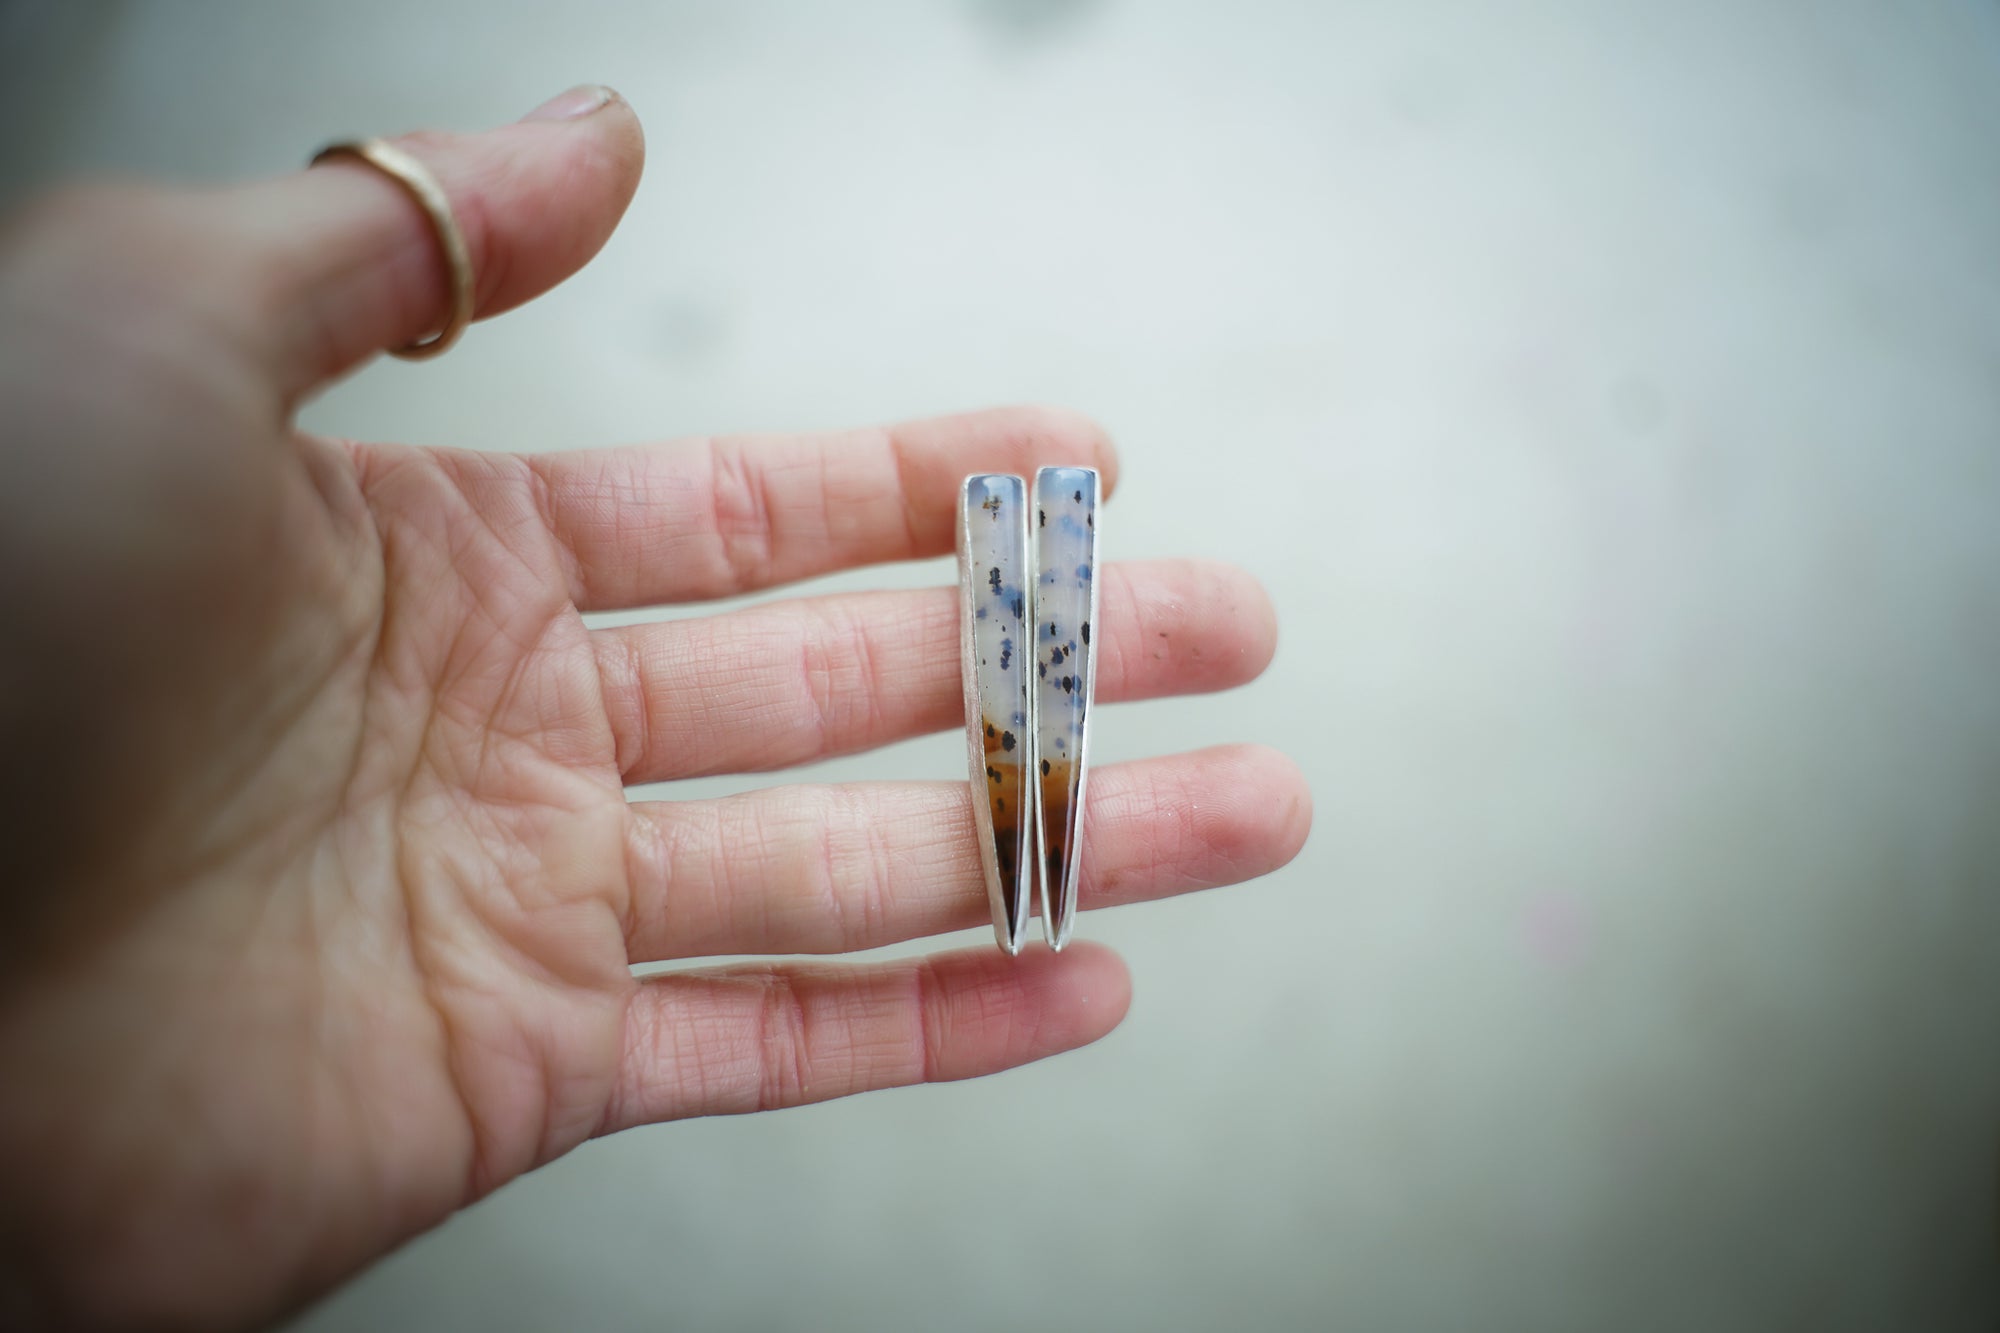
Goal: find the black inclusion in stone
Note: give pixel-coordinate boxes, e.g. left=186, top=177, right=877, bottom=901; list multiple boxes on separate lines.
left=988, top=566, right=1002, bottom=594
left=1041, top=758, right=1051, bottom=776
left=1081, top=621, right=1090, bottom=644
left=1000, top=638, right=1013, bottom=670
left=1073, top=489, right=1081, bottom=503
left=1011, top=595, right=1023, bottom=621
left=1039, top=508, right=1046, bottom=527
left=1062, top=675, right=1075, bottom=694
left=1001, top=731, right=1016, bottom=752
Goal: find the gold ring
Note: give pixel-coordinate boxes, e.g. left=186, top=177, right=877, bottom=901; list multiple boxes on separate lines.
left=309, top=137, right=474, bottom=360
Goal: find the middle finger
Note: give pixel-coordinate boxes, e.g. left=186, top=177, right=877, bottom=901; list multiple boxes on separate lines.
left=592, top=557, right=1275, bottom=783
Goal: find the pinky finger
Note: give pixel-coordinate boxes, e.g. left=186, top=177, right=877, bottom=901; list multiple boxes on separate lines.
left=598, top=943, right=1131, bottom=1132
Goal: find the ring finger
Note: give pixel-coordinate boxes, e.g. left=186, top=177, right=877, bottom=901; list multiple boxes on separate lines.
left=622, top=744, right=1312, bottom=960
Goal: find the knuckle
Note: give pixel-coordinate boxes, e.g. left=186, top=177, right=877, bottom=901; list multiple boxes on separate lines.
left=754, top=974, right=815, bottom=1110
left=706, top=437, right=776, bottom=589
left=385, top=129, right=461, bottom=161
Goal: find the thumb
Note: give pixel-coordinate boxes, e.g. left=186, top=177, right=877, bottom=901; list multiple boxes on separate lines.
left=228, top=84, right=644, bottom=399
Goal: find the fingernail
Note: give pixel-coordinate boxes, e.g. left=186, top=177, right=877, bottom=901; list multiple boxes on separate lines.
left=521, top=84, right=618, bottom=123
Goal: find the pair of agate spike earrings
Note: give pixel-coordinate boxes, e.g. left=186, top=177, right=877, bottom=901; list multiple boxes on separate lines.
left=957, top=467, right=1101, bottom=955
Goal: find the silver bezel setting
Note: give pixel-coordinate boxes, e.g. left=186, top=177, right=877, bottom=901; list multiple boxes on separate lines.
left=1033, top=466, right=1100, bottom=952
left=958, top=475, right=1035, bottom=954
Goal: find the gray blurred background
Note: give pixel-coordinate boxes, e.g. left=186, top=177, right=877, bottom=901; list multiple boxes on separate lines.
left=5, top=1, right=2000, bottom=1328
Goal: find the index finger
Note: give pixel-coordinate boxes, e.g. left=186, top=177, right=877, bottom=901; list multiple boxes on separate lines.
left=520, top=404, right=1119, bottom=609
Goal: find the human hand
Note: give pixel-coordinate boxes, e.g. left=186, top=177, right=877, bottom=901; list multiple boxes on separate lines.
left=0, top=87, right=1309, bottom=1330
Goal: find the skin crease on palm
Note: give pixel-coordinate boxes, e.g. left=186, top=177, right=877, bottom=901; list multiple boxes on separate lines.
left=0, top=86, right=1311, bottom=1330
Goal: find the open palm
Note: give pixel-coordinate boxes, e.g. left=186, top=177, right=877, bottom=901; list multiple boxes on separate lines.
left=0, top=90, right=1308, bottom=1331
